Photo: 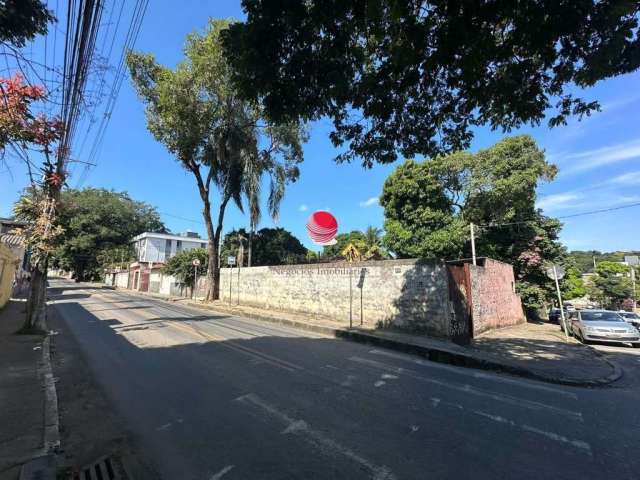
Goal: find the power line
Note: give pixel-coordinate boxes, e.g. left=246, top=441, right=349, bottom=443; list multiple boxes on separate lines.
left=75, top=0, right=149, bottom=188
left=558, top=201, right=640, bottom=219
left=478, top=201, right=640, bottom=228
left=159, top=211, right=205, bottom=225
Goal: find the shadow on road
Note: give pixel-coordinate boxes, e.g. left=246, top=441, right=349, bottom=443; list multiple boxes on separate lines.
left=48, top=290, right=640, bottom=480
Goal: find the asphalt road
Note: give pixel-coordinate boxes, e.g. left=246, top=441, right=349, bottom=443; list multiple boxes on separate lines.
left=48, top=279, right=640, bottom=480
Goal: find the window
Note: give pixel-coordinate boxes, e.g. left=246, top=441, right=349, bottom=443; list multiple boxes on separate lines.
left=580, top=311, right=624, bottom=322
left=165, top=239, right=172, bottom=258
left=176, top=240, right=182, bottom=252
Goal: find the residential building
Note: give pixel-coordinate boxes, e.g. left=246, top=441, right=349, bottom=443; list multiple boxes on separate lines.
left=0, top=217, right=29, bottom=284
left=0, top=217, right=25, bottom=235
left=131, top=231, right=208, bottom=264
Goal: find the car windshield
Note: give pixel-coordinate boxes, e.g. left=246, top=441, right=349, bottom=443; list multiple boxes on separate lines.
left=581, top=311, right=624, bottom=322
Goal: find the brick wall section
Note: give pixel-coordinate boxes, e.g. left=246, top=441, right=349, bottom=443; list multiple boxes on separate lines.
left=469, top=259, right=525, bottom=335
left=219, top=259, right=452, bottom=336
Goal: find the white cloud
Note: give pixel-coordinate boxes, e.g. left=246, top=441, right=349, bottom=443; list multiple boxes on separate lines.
left=559, top=139, right=640, bottom=175
left=359, top=196, right=379, bottom=208
left=608, top=171, right=640, bottom=186
left=600, top=93, right=640, bottom=112
left=536, top=193, right=582, bottom=211
left=298, top=204, right=308, bottom=212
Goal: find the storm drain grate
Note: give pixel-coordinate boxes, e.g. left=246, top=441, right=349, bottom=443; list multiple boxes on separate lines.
left=74, top=455, right=127, bottom=480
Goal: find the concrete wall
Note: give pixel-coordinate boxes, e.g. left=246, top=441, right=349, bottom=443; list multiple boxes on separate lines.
left=115, top=271, right=129, bottom=289
left=219, top=259, right=452, bottom=336
left=107, top=257, right=525, bottom=339
left=469, top=259, right=525, bottom=335
left=0, top=243, right=18, bottom=308
left=149, top=270, right=162, bottom=293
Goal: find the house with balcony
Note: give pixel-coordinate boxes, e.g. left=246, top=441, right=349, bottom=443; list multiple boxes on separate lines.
left=126, top=231, right=208, bottom=291
left=132, top=231, right=208, bottom=264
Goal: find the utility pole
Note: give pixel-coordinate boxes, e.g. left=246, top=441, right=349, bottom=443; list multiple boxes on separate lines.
left=470, top=223, right=477, bottom=266
left=552, top=265, right=569, bottom=343
left=194, top=264, right=198, bottom=300
left=593, top=255, right=597, bottom=271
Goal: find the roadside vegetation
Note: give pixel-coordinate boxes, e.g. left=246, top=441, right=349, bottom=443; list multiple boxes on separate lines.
left=126, top=19, right=306, bottom=301
left=15, top=188, right=166, bottom=281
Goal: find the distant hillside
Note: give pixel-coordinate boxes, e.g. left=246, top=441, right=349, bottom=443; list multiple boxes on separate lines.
left=568, top=250, right=640, bottom=273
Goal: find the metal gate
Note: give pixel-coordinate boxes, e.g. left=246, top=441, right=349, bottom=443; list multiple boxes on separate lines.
left=447, top=264, right=473, bottom=344
left=140, top=269, right=150, bottom=292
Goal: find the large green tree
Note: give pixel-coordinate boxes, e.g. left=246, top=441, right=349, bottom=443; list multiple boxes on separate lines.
left=127, top=19, right=305, bottom=301
left=567, top=250, right=640, bottom=273
left=561, top=267, right=588, bottom=300
left=0, top=0, right=54, bottom=47
left=591, top=261, right=633, bottom=309
left=380, top=135, right=565, bottom=312
left=223, top=1, right=640, bottom=166
left=163, top=248, right=209, bottom=294
left=48, top=188, right=165, bottom=281
left=380, top=158, right=467, bottom=259
left=323, top=231, right=366, bottom=259
left=221, top=227, right=307, bottom=266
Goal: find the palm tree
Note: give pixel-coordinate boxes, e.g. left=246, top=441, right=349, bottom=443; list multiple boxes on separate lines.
left=362, top=226, right=388, bottom=260
left=364, top=226, right=382, bottom=250
left=127, top=20, right=305, bottom=301
left=242, top=124, right=304, bottom=267
left=342, top=243, right=362, bottom=263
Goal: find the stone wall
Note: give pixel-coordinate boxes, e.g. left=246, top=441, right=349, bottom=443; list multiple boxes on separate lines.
left=219, top=259, right=452, bottom=336
left=469, top=258, right=525, bottom=335
left=107, top=257, right=525, bottom=339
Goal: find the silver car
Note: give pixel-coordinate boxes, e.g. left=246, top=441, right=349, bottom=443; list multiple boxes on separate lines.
left=619, top=311, right=640, bottom=332
left=568, top=310, right=640, bottom=347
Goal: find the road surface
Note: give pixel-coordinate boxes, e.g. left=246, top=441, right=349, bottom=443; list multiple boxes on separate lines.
left=49, top=279, right=640, bottom=479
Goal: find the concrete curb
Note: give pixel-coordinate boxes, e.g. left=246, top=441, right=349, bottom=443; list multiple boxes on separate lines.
left=199, top=303, right=622, bottom=387
left=40, top=335, right=60, bottom=454
left=109, top=286, right=621, bottom=388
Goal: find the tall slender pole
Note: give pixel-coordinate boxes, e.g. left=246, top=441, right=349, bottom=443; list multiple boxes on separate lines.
left=194, top=264, right=198, bottom=301
left=631, top=267, right=636, bottom=311
left=554, top=265, right=569, bottom=342
left=470, top=223, right=477, bottom=266
left=229, top=265, right=232, bottom=304
left=349, top=267, right=353, bottom=329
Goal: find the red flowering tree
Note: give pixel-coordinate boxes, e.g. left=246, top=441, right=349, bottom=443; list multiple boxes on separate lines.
left=2, top=73, right=65, bottom=332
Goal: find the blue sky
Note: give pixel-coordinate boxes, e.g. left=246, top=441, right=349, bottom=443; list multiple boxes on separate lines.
left=1, top=1, right=640, bottom=252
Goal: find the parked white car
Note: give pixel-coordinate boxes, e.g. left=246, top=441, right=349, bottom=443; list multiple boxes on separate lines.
left=619, top=311, right=640, bottom=332
left=567, top=310, right=640, bottom=347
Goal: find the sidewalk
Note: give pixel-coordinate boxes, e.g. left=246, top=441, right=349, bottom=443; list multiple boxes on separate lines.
left=0, top=298, right=51, bottom=480
left=116, top=286, right=620, bottom=386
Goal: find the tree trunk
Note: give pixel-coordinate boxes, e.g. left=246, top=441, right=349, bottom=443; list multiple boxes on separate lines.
left=202, top=197, right=217, bottom=302
left=23, top=155, right=62, bottom=333
left=210, top=196, right=230, bottom=301
left=23, top=253, right=48, bottom=333
left=248, top=229, right=253, bottom=267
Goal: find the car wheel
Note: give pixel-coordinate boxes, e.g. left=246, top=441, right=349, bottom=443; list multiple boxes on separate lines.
left=632, top=343, right=640, bottom=349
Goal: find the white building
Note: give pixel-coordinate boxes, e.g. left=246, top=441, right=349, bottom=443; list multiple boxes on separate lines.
left=132, top=231, right=208, bottom=264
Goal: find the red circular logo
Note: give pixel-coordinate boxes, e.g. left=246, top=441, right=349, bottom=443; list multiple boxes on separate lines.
left=306, top=211, right=338, bottom=245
